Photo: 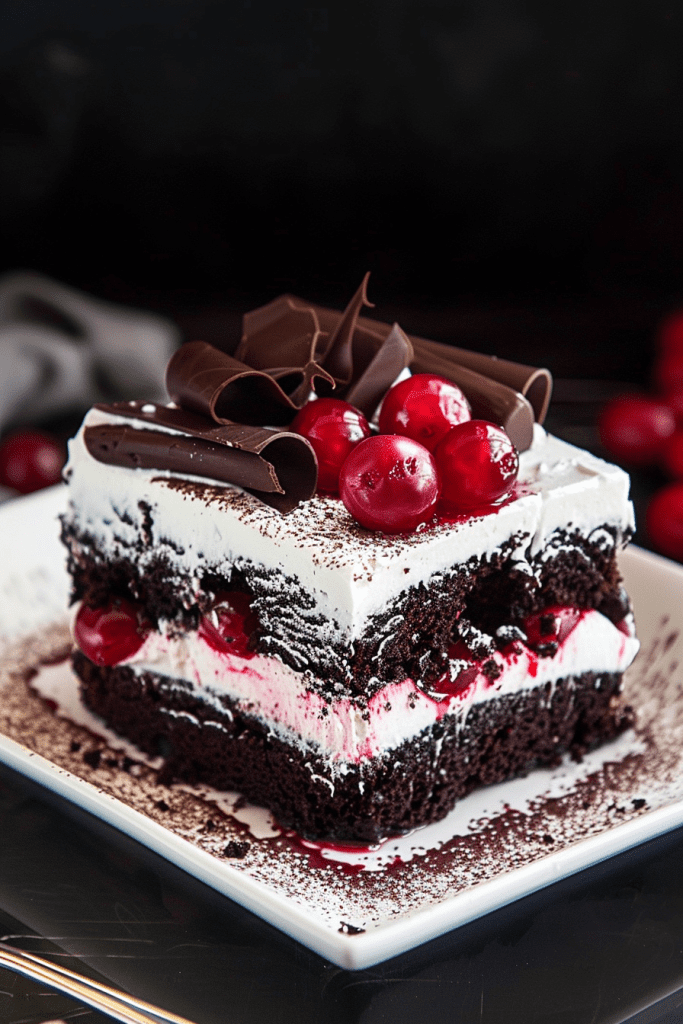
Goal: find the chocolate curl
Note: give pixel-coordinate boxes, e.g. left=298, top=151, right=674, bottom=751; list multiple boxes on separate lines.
left=87, top=402, right=317, bottom=513
left=408, top=342, right=535, bottom=452
left=320, top=272, right=373, bottom=383
left=237, top=301, right=337, bottom=405
left=166, top=340, right=334, bottom=427
left=408, top=334, right=552, bottom=425
left=345, top=322, right=413, bottom=416
left=295, top=300, right=550, bottom=451
left=277, top=289, right=413, bottom=418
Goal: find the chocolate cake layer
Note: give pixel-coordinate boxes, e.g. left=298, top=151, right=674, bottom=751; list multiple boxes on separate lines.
left=62, top=515, right=629, bottom=697
left=72, top=651, right=633, bottom=842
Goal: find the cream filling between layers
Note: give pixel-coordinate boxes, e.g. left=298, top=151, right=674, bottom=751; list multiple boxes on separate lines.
left=115, top=610, right=639, bottom=768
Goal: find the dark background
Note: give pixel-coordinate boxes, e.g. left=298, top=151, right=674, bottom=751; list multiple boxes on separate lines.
left=3, top=0, right=683, bottom=383
left=3, top=9, right=683, bottom=1021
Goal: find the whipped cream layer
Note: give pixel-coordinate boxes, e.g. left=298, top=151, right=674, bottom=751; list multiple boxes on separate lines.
left=64, top=409, right=635, bottom=640
left=115, top=609, right=638, bottom=767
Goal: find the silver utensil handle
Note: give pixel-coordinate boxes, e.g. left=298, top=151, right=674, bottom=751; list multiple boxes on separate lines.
left=0, top=941, right=197, bottom=1024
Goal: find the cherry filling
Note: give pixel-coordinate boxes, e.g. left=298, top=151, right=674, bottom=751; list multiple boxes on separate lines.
left=74, top=598, right=150, bottom=666
left=433, top=605, right=586, bottom=699
left=198, top=591, right=257, bottom=659
left=522, top=606, right=584, bottom=657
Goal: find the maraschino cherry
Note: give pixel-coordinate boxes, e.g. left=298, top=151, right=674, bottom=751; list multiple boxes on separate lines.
left=523, top=606, right=582, bottom=653
left=656, top=309, right=683, bottom=355
left=74, top=599, right=149, bottom=666
left=598, top=395, right=676, bottom=466
left=339, top=434, right=440, bottom=533
left=0, top=430, right=65, bottom=493
left=378, top=373, right=471, bottom=451
left=434, top=420, right=519, bottom=510
left=199, top=592, right=256, bottom=659
left=646, top=483, right=683, bottom=561
left=291, top=398, right=371, bottom=494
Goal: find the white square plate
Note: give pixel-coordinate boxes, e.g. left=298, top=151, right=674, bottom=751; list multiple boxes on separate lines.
left=1, top=485, right=682, bottom=969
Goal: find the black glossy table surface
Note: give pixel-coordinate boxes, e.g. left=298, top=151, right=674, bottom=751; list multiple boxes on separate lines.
left=1, top=758, right=683, bottom=1024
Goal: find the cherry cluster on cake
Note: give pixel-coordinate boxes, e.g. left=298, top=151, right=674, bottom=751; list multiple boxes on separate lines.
left=291, top=372, right=519, bottom=533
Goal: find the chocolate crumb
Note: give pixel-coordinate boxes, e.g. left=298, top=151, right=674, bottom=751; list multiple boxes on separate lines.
left=83, top=748, right=101, bottom=769
left=632, top=798, right=646, bottom=810
left=105, top=757, right=119, bottom=768
left=224, top=840, right=250, bottom=859
left=338, top=922, right=365, bottom=934
left=204, top=820, right=216, bottom=831
left=542, top=834, right=555, bottom=845
left=121, top=757, right=134, bottom=773
left=70, top=740, right=81, bottom=753
left=155, top=799, right=170, bottom=812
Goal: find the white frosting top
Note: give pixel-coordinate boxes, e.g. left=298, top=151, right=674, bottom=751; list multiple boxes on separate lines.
left=64, top=409, right=634, bottom=638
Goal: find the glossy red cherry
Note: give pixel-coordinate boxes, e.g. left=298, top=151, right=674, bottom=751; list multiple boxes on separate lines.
left=74, top=599, right=149, bottom=666
left=646, top=483, right=683, bottom=560
left=437, top=640, right=479, bottom=697
left=378, top=373, right=471, bottom=452
left=657, top=310, right=683, bottom=354
left=662, top=388, right=683, bottom=427
left=662, top=431, right=683, bottom=479
left=598, top=395, right=676, bottom=466
left=0, top=430, right=65, bottom=493
left=291, top=398, right=371, bottom=494
left=199, top=592, right=256, bottom=659
left=654, top=351, right=683, bottom=395
left=434, top=420, right=519, bottom=511
left=523, top=606, right=582, bottom=654
left=339, top=434, right=440, bottom=533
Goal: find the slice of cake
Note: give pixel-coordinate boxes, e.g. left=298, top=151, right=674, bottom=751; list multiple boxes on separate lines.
left=60, top=280, right=638, bottom=842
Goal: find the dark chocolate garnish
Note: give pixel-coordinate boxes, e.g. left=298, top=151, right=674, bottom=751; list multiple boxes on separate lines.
left=167, top=274, right=414, bottom=424
left=287, top=296, right=552, bottom=452
left=86, top=277, right=553, bottom=511
left=85, top=402, right=317, bottom=512
left=166, top=341, right=333, bottom=426
left=408, top=340, right=536, bottom=452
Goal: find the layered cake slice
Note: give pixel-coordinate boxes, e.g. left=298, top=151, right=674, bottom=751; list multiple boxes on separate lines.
left=60, top=280, right=638, bottom=842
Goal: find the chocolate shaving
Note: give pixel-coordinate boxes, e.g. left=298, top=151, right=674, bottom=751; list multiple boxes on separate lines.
left=86, top=402, right=317, bottom=512
left=166, top=341, right=334, bottom=426
left=167, top=275, right=413, bottom=425
left=297, top=301, right=553, bottom=452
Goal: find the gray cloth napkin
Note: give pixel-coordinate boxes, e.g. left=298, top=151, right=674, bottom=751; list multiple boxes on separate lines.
left=0, top=271, right=181, bottom=431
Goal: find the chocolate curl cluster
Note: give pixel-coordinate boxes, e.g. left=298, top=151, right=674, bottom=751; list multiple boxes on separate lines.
left=84, top=277, right=413, bottom=513
left=85, top=276, right=552, bottom=512
left=166, top=274, right=414, bottom=425
left=241, top=291, right=551, bottom=452
left=328, top=310, right=552, bottom=453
